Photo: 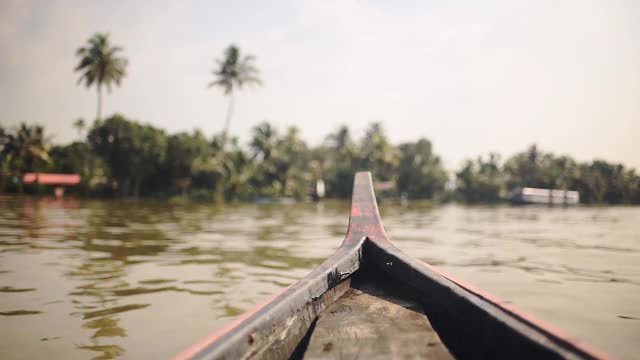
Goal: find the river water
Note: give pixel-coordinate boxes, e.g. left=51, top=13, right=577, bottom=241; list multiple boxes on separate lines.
left=0, top=196, right=638, bottom=359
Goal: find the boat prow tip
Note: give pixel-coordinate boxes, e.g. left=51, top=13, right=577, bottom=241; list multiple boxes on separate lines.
left=343, top=171, right=390, bottom=245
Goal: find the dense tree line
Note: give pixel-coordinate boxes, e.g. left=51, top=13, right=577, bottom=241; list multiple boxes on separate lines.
left=455, top=145, right=640, bottom=204
left=1, top=33, right=638, bottom=204
left=1, top=120, right=639, bottom=204
left=0, top=117, right=445, bottom=201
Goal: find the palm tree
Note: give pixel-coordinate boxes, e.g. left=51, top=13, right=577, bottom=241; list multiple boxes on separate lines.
left=75, top=33, right=128, bottom=121
left=208, top=45, right=262, bottom=143
left=273, top=127, right=306, bottom=196
left=0, top=126, right=7, bottom=192
left=360, top=122, right=399, bottom=181
left=250, top=122, right=278, bottom=162
left=1, top=124, right=50, bottom=192
left=326, top=125, right=358, bottom=162
left=73, top=118, right=86, bottom=138
left=2, top=124, right=50, bottom=168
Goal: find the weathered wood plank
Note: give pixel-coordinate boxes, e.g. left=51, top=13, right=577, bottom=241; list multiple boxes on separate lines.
left=303, top=277, right=453, bottom=360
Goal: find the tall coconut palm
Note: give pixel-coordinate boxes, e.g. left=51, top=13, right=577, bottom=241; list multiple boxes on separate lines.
left=208, top=45, right=262, bottom=143
left=73, top=118, right=86, bottom=138
left=75, top=33, right=128, bottom=121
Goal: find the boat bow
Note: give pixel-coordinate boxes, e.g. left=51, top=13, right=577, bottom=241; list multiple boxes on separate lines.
left=175, top=171, right=610, bottom=360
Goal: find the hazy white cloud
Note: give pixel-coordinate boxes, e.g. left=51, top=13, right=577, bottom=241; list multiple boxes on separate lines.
left=1, top=0, right=638, bottom=170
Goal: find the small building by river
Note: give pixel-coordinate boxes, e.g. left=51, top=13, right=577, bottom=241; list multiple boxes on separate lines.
left=23, top=172, right=81, bottom=198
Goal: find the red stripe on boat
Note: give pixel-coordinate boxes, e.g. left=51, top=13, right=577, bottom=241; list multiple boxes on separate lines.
left=172, top=284, right=294, bottom=360
left=415, top=259, right=613, bottom=360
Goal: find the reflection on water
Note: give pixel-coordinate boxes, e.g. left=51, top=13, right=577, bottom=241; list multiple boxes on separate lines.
left=0, top=196, right=639, bottom=359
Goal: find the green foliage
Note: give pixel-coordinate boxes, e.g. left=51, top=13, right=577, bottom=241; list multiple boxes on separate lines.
left=46, top=142, right=91, bottom=194
left=6, top=34, right=634, bottom=204
left=503, top=145, right=575, bottom=189
left=397, top=139, right=448, bottom=200
left=73, top=118, right=87, bottom=137
left=48, top=142, right=88, bottom=174
left=570, top=161, right=640, bottom=204
left=0, top=123, right=50, bottom=174
left=209, top=45, right=262, bottom=95
left=75, top=33, right=128, bottom=120
left=0, top=126, right=8, bottom=192
left=455, top=153, right=503, bottom=203
left=2, top=118, right=638, bottom=205
left=248, top=123, right=309, bottom=198
left=358, top=122, right=399, bottom=181
left=457, top=145, right=640, bottom=204
left=273, top=127, right=309, bottom=197
left=0, top=124, right=50, bottom=193
left=209, top=45, right=262, bottom=138
left=322, top=125, right=358, bottom=198
left=321, top=123, right=447, bottom=199
left=88, top=114, right=166, bottom=197
left=165, top=130, right=211, bottom=194
left=191, top=134, right=244, bottom=202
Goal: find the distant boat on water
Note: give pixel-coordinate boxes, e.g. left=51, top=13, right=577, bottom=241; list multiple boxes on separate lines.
left=508, top=187, right=580, bottom=205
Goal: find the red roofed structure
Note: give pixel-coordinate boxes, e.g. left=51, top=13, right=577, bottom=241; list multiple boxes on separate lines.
left=23, top=173, right=81, bottom=186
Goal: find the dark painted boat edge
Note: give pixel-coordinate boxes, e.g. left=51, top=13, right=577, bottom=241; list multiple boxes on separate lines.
left=174, top=172, right=612, bottom=360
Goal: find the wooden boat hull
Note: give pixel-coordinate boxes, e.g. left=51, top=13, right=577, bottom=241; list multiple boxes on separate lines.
left=175, top=172, right=609, bottom=360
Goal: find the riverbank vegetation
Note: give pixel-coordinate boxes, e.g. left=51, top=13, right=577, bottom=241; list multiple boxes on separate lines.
left=1, top=119, right=639, bottom=204
left=1, top=33, right=638, bottom=204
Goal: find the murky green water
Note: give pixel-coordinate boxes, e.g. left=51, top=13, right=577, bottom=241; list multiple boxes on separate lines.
left=0, top=196, right=638, bottom=359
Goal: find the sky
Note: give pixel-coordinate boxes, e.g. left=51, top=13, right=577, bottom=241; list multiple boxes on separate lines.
left=1, top=0, right=639, bottom=171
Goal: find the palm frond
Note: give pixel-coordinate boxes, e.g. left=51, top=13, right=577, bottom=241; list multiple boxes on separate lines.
left=74, top=32, right=128, bottom=92
left=209, top=45, right=262, bottom=95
